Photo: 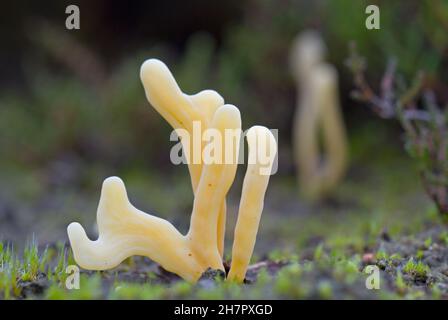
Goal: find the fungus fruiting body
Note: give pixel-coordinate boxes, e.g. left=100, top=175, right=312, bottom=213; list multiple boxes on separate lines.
left=67, top=59, right=277, bottom=283
left=290, top=31, right=348, bottom=200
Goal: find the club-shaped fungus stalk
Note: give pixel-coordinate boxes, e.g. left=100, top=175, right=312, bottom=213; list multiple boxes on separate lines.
left=67, top=59, right=277, bottom=283
left=290, top=30, right=348, bottom=200
left=227, top=126, right=277, bottom=282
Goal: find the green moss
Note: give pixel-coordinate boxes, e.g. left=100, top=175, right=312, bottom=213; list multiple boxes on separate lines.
left=109, top=283, right=165, bottom=300
left=395, top=271, right=406, bottom=295
left=376, top=251, right=388, bottom=260
left=0, top=244, right=20, bottom=299
left=51, top=244, right=69, bottom=283
left=267, top=249, right=290, bottom=262
left=390, top=253, right=403, bottom=260
left=402, top=258, right=430, bottom=278
left=274, top=264, right=308, bottom=299
left=21, top=241, right=42, bottom=281
left=424, top=237, right=432, bottom=248
left=439, top=232, right=448, bottom=245
left=416, top=250, right=425, bottom=260
left=46, top=274, right=102, bottom=300
left=317, top=281, right=333, bottom=299
left=313, top=243, right=325, bottom=261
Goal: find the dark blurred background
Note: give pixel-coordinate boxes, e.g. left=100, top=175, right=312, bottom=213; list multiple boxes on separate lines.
left=0, top=0, right=447, bottom=251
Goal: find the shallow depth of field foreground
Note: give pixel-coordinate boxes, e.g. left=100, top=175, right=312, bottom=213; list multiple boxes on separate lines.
left=1, top=0, right=448, bottom=300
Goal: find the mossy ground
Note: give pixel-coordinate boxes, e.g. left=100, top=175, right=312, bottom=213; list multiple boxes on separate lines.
left=2, top=224, right=447, bottom=299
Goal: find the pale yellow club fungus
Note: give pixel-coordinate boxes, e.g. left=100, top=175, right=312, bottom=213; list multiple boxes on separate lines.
left=67, top=59, right=277, bottom=283
left=290, top=31, right=348, bottom=200
left=227, top=126, right=277, bottom=282
left=140, top=59, right=227, bottom=257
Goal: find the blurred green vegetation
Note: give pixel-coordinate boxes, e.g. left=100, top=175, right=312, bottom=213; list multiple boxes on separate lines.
left=1, top=0, right=447, bottom=172
left=325, top=0, right=448, bottom=79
